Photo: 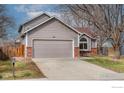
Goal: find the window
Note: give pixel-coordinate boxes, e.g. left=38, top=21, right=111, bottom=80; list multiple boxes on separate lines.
left=80, top=38, right=87, bottom=42
left=80, top=37, right=88, bottom=50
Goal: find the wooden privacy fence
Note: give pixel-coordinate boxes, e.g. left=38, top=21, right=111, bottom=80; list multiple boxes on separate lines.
left=0, top=44, right=25, bottom=60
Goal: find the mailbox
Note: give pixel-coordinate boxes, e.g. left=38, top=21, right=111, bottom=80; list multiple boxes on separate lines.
left=12, top=58, right=16, bottom=66
left=11, top=57, right=16, bottom=79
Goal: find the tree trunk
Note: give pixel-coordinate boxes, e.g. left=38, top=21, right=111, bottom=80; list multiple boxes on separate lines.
left=98, top=46, right=103, bottom=56
left=114, top=46, right=121, bottom=59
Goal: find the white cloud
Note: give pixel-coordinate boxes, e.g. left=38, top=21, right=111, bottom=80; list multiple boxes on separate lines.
left=27, top=11, right=61, bottom=19
left=14, top=5, right=45, bottom=20
left=15, top=5, right=60, bottom=17
left=15, top=5, right=29, bottom=12
left=15, top=5, right=62, bottom=22
left=27, top=11, right=43, bottom=18
left=15, top=5, right=44, bottom=13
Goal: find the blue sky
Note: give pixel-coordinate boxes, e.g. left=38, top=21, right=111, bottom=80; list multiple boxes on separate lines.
left=5, top=4, right=59, bottom=40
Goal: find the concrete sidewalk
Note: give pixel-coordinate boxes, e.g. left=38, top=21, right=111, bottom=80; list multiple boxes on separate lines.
left=33, top=58, right=124, bottom=80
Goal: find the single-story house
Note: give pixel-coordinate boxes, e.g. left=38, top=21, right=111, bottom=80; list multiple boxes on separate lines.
left=18, top=13, right=97, bottom=58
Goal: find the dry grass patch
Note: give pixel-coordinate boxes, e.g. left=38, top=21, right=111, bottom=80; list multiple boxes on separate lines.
left=82, top=56, right=124, bottom=73
left=0, top=60, right=45, bottom=80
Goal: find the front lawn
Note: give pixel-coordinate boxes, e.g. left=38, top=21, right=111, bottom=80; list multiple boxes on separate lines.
left=0, top=60, right=45, bottom=80
left=82, top=56, right=124, bottom=73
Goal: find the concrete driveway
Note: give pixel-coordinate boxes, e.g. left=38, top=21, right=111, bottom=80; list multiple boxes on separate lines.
left=33, top=58, right=124, bottom=80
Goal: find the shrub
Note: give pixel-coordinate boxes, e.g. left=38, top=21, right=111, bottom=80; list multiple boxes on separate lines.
left=24, top=72, right=31, bottom=77
left=15, top=62, right=26, bottom=69
left=19, top=70, right=32, bottom=77
left=0, top=74, right=3, bottom=79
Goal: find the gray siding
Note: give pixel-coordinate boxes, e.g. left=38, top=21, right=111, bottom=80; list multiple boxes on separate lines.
left=121, top=32, right=124, bottom=55
left=91, top=40, right=97, bottom=48
left=121, top=45, right=124, bottom=55
left=27, top=19, right=78, bottom=47
left=21, top=37, right=25, bottom=45
left=21, top=14, right=50, bottom=33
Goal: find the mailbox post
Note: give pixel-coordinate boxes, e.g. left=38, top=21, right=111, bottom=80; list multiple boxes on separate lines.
left=11, top=58, right=16, bottom=79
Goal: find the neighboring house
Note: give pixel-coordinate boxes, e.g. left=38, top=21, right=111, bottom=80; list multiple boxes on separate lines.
left=18, top=13, right=97, bottom=58
left=102, top=36, right=124, bottom=56
left=102, top=38, right=113, bottom=56
left=120, top=32, right=124, bottom=55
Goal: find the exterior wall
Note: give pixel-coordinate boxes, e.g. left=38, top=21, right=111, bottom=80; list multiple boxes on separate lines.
left=80, top=48, right=97, bottom=56
left=21, top=14, right=50, bottom=33
left=121, top=45, right=124, bottom=55
left=26, top=47, right=79, bottom=58
left=108, top=47, right=115, bottom=56
left=91, top=48, right=97, bottom=55
left=74, top=47, right=79, bottom=58
left=27, top=47, right=32, bottom=57
left=121, top=32, right=124, bottom=55
left=21, top=37, right=25, bottom=45
left=80, top=51, right=90, bottom=56
left=91, top=40, right=97, bottom=48
left=28, top=19, right=79, bottom=47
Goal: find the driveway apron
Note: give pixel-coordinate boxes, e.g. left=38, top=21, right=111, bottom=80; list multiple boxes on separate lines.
left=33, top=58, right=124, bottom=80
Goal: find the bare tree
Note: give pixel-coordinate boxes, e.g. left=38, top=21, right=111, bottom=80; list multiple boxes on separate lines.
left=59, top=4, right=124, bottom=58
left=58, top=5, right=89, bottom=27
left=0, top=5, right=15, bottom=39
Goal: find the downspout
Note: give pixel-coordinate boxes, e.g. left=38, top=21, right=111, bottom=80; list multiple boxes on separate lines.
left=72, top=40, right=74, bottom=59
left=25, top=33, right=28, bottom=58
left=78, top=34, right=80, bottom=57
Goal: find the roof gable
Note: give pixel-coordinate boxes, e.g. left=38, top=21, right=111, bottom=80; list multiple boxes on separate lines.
left=18, top=13, right=51, bottom=33
left=23, top=13, right=51, bottom=26
left=23, top=17, right=81, bottom=35
left=75, top=27, right=96, bottom=39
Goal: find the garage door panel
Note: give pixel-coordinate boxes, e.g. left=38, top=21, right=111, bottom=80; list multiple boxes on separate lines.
left=33, top=40, right=73, bottom=58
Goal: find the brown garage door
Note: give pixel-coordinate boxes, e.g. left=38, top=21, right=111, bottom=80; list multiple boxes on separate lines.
left=33, top=40, right=73, bottom=58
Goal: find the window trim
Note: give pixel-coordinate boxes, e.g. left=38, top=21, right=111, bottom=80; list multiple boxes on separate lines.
left=79, top=37, right=88, bottom=51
